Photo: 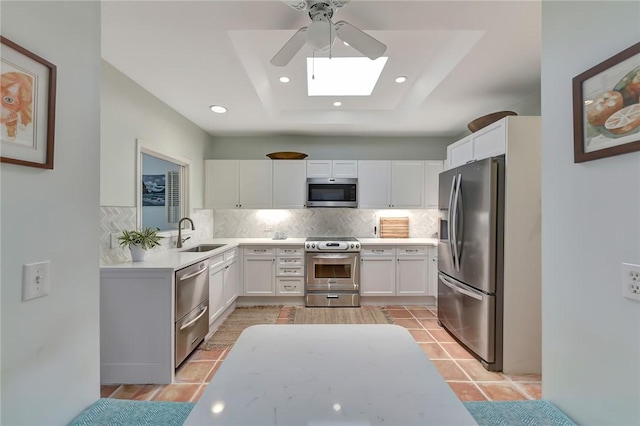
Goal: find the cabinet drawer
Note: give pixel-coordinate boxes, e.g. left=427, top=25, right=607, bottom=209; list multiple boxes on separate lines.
left=396, top=246, right=427, bottom=256
left=276, top=277, right=304, bottom=295
left=208, top=254, right=225, bottom=270
left=362, top=247, right=396, bottom=256
left=278, top=257, right=304, bottom=267
left=277, top=247, right=304, bottom=256
left=276, top=266, right=304, bottom=276
left=244, top=247, right=275, bottom=256
left=223, top=248, right=238, bottom=261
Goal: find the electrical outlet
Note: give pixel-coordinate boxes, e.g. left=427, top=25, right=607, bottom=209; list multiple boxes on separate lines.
left=110, top=232, right=121, bottom=249
left=23, top=261, right=51, bottom=301
left=622, top=263, right=640, bottom=301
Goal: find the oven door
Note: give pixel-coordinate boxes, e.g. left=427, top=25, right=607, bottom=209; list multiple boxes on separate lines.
left=306, top=253, right=359, bottom=291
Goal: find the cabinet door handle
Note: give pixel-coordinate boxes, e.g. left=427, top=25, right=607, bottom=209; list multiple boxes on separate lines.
left=405, top=249, right=419, bottom=253
left=254, top=249, right=267, bottom=253
left=372, top=249, right=384, bottom=253
left=284, top=285, right=297, bottom=290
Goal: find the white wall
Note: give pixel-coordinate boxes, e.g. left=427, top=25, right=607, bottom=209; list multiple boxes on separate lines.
left=0, top=1, right=101, bottom=424
left=541, top=2, right=640, bottom=425
left=207, top=135, right=452, bottom=160
left=101, top=61, right=210, bottom=209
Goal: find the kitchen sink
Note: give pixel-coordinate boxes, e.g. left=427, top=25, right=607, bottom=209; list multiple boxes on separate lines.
left=181, top=244, right=226, bottom=253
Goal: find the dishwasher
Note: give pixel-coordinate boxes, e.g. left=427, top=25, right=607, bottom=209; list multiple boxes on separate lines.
left=175, top=259, right=209, bottom=367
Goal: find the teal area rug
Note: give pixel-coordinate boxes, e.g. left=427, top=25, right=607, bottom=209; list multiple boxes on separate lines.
left=464, top=400, right=577, bottom=426
left=68, top=398, right=194, bottom=426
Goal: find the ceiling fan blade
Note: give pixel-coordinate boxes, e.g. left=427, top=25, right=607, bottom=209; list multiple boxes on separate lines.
left=271, top=27, right=308, bottom=67
left=335, top=20, right=386, bottom=60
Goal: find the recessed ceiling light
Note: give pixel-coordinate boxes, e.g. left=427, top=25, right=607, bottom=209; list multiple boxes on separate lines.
left=333, top=101, right=342, bottom=107
left=279, top=76, right=290, bottom=83
left=343, top=41, right=350, bottom=47
left=395, top=76, right=407, bottom=84
left=209, top=105, right=227, bottom=114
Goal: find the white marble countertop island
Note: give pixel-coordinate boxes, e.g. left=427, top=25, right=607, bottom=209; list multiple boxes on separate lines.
left=184, top=324, right=476, bottom=426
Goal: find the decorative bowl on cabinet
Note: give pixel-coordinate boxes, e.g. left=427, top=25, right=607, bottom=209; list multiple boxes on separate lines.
left=266, top=152, right=308, bottom=160
left=467, top=111, right=517, bottom=133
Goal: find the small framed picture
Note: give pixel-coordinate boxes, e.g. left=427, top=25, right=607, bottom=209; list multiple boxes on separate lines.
left=1, top=36, right=56, bottom=169
left=573, top=41, right=640, bottom=163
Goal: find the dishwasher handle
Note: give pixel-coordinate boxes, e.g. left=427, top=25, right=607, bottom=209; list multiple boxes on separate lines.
left=178, top=264, right=208, bottom=281
left=179, top=306, right=208, bottom=330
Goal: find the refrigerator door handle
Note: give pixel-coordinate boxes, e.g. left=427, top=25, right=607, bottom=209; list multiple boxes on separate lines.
left=447, top=174, right=457, bottom=269
left=455, top=173, right=464, bottom=265
left=439, top=273, right=483, bottom=301
left=452, top=173, right=462, bottom=271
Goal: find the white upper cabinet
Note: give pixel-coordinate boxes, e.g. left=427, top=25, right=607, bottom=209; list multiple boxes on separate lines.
left=239, top=160, right=273, bottom=208
left=359, top=161, right=425, bottom=208
left=273, top=160, right=306, bottom=208
left=391, top=161, right=424, bottom=208
left=306, top=160, right=357, bottom=178
left=424, top=161, right=444, bottom=209
left=332, top=160, right=358, bottom=178
left=205, top=160, right=239, bottom=209
left=205, top=160, right=272, bottom=209
left=358, top=161, right=391, bottom=208
left=447, top=118, right=507, bottom=169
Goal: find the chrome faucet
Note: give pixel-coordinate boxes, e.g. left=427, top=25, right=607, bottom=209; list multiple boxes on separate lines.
left=177, top=217, right=195, bottom=248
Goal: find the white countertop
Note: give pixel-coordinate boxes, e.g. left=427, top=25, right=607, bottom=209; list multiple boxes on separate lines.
left=101, top=237, right=437, bottom=271
left=358, top=237, right=437, bottom=245
left=184, top=324, right=476, bottom=426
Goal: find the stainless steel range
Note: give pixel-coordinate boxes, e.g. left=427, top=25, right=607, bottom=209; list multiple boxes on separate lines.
left=305, top=237, right=361, bottom=307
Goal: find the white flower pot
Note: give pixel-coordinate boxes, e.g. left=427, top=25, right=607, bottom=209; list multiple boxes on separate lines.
left=129, top=245, right=147, bottom=262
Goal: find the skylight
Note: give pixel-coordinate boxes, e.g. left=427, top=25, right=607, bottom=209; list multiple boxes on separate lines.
left=307, top=57, right=388, bottom=96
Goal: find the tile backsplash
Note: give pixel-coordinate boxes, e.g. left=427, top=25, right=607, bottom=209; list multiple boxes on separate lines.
left=100, top=207, right=214, bottom=264
left=100, top=207, right=438, bottom=264
left=212, top=208, right=438, bottom=239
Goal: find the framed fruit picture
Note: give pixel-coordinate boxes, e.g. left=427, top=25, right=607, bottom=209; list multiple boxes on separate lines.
left=573, top=41, right=640, bottom=163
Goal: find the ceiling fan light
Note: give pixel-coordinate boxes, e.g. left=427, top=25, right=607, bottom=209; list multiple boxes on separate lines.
left=306, top=20, right=336, bottom=52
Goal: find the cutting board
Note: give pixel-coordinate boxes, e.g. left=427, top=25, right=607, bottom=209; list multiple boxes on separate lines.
left=380, top=217, right=409, bottom=238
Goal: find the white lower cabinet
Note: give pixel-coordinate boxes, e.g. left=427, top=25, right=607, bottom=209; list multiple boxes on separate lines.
left=243, top=248, right=276, bottom=296
left=427, top=246, right=438, bottom=296
left=223, top=257, right=238, bottom=306
left=396, top=255, right=429, bottom=296
left=276, top=277, right=304, bottom=295
left=275, top=247, right=304, bottom=296
left=360, top=247, right=396, bottom=296
left=209, top=256, right=226, bottom=324
left=243, top=246, right=304, bottom=297
left=360, top=245, right=436, bottom=297
left=209, top=248, right=239, bottom=326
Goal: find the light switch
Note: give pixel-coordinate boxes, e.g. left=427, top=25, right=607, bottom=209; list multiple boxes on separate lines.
left=22, top=261, right=51, bottom=301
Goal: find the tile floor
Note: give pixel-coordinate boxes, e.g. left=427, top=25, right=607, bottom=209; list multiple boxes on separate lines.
left=101, top=305, right=541, bottom=403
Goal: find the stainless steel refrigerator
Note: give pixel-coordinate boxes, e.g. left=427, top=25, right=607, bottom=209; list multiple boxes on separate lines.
left=437, top=156, right=505, bottom=371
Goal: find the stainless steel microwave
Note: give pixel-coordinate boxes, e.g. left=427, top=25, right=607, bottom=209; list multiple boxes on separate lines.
left=306, top=178, right=357, bottom=208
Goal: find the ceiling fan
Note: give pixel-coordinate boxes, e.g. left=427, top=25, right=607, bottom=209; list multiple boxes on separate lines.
left=271, top=0, right=387, bottom=67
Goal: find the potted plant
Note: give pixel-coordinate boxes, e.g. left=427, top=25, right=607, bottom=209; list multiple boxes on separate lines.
left=118, top=227, right=164, bottom=262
